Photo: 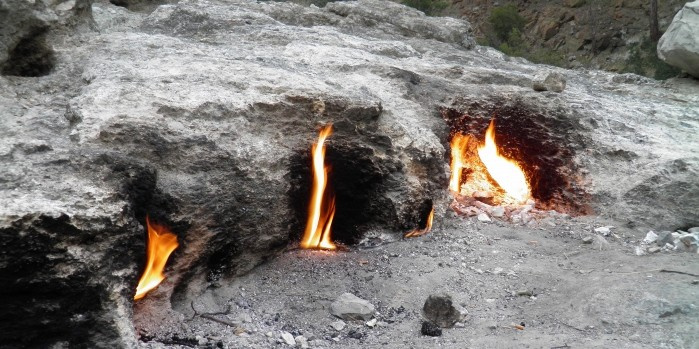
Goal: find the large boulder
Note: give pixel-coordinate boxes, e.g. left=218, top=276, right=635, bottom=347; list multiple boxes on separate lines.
left=658, top=1, right=699, bottom=78
left=0, top=0, right=698, bottom=347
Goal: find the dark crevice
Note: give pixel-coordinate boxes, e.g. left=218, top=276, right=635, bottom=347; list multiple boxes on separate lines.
left=2, top=28, right=55, bottom=77
left=288, top=140, right=397, bottom=246
left=441, top=100, right=590, bottom=214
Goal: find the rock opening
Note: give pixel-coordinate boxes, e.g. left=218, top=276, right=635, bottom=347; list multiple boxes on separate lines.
left=1, top=29, right=55, bottom=77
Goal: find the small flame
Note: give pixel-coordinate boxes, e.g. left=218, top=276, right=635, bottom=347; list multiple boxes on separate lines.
left=449, top=134, right=470, bottom=193
left=134, top=216, right=179, bottom=300
left=477, top=120, right=530, bottom=203
left=300, top=124, right=337, bottom=250
left=405, top=206, right=434, bottom=238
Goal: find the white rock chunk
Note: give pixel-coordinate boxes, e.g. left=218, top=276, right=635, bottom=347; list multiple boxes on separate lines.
left=658, top=1, right=699, bottom=77
left=330, top=293, right=375, bottom=321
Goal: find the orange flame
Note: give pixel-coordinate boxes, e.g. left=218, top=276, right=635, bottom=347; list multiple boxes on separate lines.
left=477, top=120, right=530, bottom=203
left=405, top=206, right=434, bottom=238
left=300, top=125, right=337, bottom=250
left=449, top=134, right=470, bottom=193
left=134, top=216, right=179, bottom=300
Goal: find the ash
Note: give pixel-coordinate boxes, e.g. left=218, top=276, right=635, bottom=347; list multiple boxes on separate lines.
left=137, top=214, right=698, bottom=349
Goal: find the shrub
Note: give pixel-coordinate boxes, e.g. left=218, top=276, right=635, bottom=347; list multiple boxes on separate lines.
left=488, top=4, right=526, bottom=42
left=402, top=0, right=449, bottom=16
left=621, top=37, right=680, bottom=80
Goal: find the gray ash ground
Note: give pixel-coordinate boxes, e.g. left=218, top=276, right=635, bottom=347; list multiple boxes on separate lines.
left=139, top=213, right=698, bottom=349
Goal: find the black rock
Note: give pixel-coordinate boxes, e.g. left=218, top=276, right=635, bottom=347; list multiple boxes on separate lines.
left=421, top=321, right=442, bottom=337
left=347, top=329, right=364, bottom=339
left=422, top=294, right=464, bottom=328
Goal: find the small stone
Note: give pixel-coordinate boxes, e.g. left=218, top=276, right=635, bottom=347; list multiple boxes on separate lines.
left=648, top=246, right=661, bottom=253
left=281, top=332, right=296, bottom=346
left=477, top=213, right=491, bottom=222
left=656, top=231, right=674, bottom=246
left=492, top=267, right=504, bottom=275
left=330, top=293, right=375, bottom=321
left=346, top=329, right=363, bottom=339
left=329, top=320, right=346, bottom=331
left=472, top=191, right=495, bottom=205
left=594, top=226, right=612, bottom=236
left=423, top=294, right=465, bottom=328
left=295, top=336, right=308, bottom=349
left=420, top=321, right=442, bottom=337
left=491, top=206, right=505, bottom=218
left=634, top=246, right=646, bottom=256
left=582, top=236, right=594, bottom=244
left=516, top=289, right=534, bottom=297
left=678, top=234, right=698, bottom=252
left=643, top=231, right=658, bottom=244
left=532, top=71, right=566, bottom=92
left=453, top=322, right=465, bottom=328
left=365, top=318, right=377, bottom=328
left=265, top=332, right=273, bottom=337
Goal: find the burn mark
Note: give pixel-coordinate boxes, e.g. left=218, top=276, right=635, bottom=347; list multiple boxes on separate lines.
left=441, top=99, right=590, bottom=214
left=289, top=140, right=397, bottom=245
left=1, top=28, right=55, bottom=77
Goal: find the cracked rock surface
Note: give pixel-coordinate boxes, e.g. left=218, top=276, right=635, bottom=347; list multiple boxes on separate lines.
left=0, top=0, right=697, bottom=347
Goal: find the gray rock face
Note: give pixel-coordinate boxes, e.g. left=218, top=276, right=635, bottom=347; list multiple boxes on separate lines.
left=422, top=294, right=464, bottom=328
left=0, top=0, right=92, bottom=76
left=658, top=1, right=699, bottom=77
left=0, top=0, right=698, bottom=347
left=532, top=71, right=567, bottom=92
left=330, top=293, right=375, bottom=321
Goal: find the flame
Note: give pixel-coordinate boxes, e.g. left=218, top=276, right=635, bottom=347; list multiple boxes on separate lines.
left=449, top=134, right=470, bottom=193
left=300, top=124, right=337, bottom=250
left=405, top=206, right=434, bottom=238
left=477, top=120, right=530, bottom=203
left=134, top=216, right=179, bottom=300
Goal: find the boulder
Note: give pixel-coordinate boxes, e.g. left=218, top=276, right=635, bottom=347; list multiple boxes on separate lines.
left=532, top=71, right=567, bottom=92
left=658, top=1, right=699, bottom=77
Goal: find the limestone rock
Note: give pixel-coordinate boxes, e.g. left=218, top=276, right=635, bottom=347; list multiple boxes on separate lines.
left=658, top=1, right=699, bottom=77
left=330, top=293, right=375, bottom=321
left=532, top=71, right=567, bottom=92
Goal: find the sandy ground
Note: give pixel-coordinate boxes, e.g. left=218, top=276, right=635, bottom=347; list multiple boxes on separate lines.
left=138, top=213, right=698, bottom=349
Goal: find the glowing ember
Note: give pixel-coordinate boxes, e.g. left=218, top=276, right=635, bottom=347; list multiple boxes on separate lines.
left=405, top=206, right=434, bottom=238
left=134, top=216, right=179, bottom=300
left=477, top=120, right=531, bottom=203
left=300, top=124, right=337, bottom=250
left=449, top=134, right=470, bottom=192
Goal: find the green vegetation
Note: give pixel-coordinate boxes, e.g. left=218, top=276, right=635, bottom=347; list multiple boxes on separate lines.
left=488, top=3, right=526, bottom=42
left=622, top=37, right=680, bottom=80
left=401, top=0, right=449, bottom=16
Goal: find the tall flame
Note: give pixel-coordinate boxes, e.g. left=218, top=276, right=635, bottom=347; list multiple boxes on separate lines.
left=405, top=206, right=434, bottom=238
left=449, top=134, right=470, bottom=193
left=300, top=125, right=337, bottom=250
left=134, top=216, right=179, bottom=300
left=477, top=120, right=530, bottom=203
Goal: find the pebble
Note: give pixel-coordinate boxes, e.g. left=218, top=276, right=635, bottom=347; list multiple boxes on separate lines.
left=491, top=206, right=505, bottom=218
left=656, top=231, right=674, bottom=246
left=643, top=231, right=658, bottom=244
left=365, top=318, right=377, bottom=328
left=582, top=236, right=594, bottom=244
left=422, top=294, right=465, bottom=328
left=420, top=321, right=442, bottom=337
left=678, top=234, right=698, bottom=252
left=330, top=293, right=375, bottom=321
left=516, top=289, right=534, bottom=297
left=295, top=336, right=308, bottom=349
left=648, top=246, right=661, bottom=254
left=329, top=320, right=346, bottom=331
left=477, top=213, right=491, bottom=222
left=594, top=226, right=612, bottom=236
left=281, top=332, right=296, bottom=346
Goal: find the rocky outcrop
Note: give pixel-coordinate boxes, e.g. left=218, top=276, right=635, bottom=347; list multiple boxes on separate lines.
left=0, top=0, right=92, bottom=76
left=452, top=0, right=687, bottom=71
left=658, top=1, right=699, bottom=78
left=0, top=0, right=698, bottom=347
